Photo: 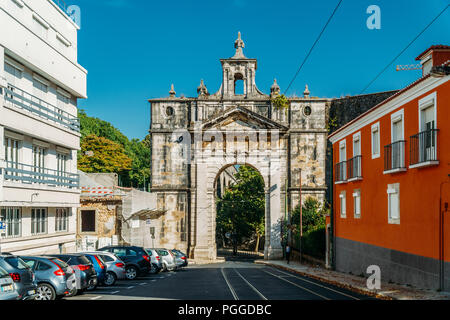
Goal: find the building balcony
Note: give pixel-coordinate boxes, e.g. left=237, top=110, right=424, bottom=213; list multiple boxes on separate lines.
left=347, top=155, right=362, bottom=181
left=3, top=161, right=79, bottom=189
left=409, top=129, right=439, bottom=169
left=335, top=161, right=347, bottom=184
left=3, top=84, right=80, bottom=133
left=384, top=140, right=407, bottom=174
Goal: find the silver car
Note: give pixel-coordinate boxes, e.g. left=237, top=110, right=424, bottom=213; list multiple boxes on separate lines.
left=155, top=249, right=177, bottom=272
left=82, top=251, right=126, bottom=285
left=0, top=266, right=19, bottom=300
left=21, top=256, right=76, bottom=300
left=146, top=248, right=162, bottom=274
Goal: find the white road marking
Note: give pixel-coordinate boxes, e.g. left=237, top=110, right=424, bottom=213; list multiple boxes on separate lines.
left=90, top=296, right=102, bottom=300
left=127, top=286, right=135, bottom=289
left=140, top=283, right=147, bottom=286
left=268, top=267, right=360, bottom=300
left=221, top=268, right=238, bottom=300
left=233, top=268, right=267, bottom=300
left=151, top=280, right=156, bottom=282
left=262, top=270, right=330, bottom=300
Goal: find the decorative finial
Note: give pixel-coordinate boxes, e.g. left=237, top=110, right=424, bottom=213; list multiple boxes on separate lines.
left=232, top=31, right=246, bottom=59
left=303, top=84, right=310, bottom=98
left=169, top=84, right=176, bottom=97
left=197, top=79, right=209, bottom=97
left=270, top=78, right=280, bottom=97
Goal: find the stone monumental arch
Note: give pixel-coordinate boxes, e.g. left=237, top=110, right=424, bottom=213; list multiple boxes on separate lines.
left=149, top=33, right=328, bottom=260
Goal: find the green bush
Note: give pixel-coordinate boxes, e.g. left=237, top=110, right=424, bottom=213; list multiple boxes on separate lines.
left=301, top=226, right=326, bottom=259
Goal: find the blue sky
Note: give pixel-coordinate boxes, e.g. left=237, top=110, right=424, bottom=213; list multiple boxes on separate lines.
left=73, top=0, right=450, bottom=140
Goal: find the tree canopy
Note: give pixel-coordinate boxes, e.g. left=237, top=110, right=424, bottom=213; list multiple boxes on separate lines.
left=78, top=110, right=151, bottom=189
left=216, top=165, right=265, bottom=251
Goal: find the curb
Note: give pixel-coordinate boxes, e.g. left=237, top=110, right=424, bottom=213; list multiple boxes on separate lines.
left=255, top=261, right=393, bottom=300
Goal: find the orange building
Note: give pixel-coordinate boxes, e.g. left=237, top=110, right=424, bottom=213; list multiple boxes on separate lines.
left=328, top=45, right=450, bottom=291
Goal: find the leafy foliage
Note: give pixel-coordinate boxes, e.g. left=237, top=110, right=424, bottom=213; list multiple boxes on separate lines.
left=271, top=94, right=289, bottom=110
left=216, top=166, right=265, bottom=251
left=78, top=135, right=132, bottom=173
left=291, top=197, right=328, bottom=259
left=78, top=110, right=151, bottom=189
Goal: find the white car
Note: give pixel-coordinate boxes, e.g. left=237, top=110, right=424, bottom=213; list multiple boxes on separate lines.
left=155, top=249, right=177, bottom=272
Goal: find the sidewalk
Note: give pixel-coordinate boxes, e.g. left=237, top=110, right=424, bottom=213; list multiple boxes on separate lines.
left=255, top=260, right=450, bottom=300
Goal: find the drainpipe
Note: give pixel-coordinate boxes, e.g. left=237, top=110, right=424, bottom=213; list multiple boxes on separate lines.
left=439, top=174, right=450, bottom=291
left=330, top=145, right=336, bottom=270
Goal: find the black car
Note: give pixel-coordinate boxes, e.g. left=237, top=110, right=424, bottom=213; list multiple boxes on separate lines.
left=98, top=246, right=151, bottom=280
left=0, top=255, right=37, bottom=300
left=47, top=254, right=97, bottom=293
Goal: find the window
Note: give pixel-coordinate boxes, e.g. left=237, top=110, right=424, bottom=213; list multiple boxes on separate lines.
left=32, top=77, right=48, bottom=100
left=4, top=60, right=22, bottom=86
left=100, top=255, right=114, bottom=262
left=339, top=191, right=346, bottom=218
left=0, top=207, right=22, bottom=238
left=371, top=122, right=380, bottom=159
left=353, top=133, right=361, bottom=156
left=112, top=248, right=127, bottom=257
left=31, top=208, right=47, bottom=235
left=418, top=92, right=437, bottom=163
left=391, top=110, right=405, bottom=169
left=303, top=106, right=312, bottom=116
left=234, top=73, right=244, bottom=95
left=353, top=190, right=361, bottom=218
left=36, top=262, right=51, bottom=271
left=80, top=210, right=96, bottom=233
left=55, top=208, right=68, bottom=232
left=57, top=153, right=68, bottom=180
left=33, top=145, right=46, bottom=175
left=387, top=184, right=400, bottom=224
left=4, top=136, right=20, bottom=171
left=57, top=91, right=70, bottom=110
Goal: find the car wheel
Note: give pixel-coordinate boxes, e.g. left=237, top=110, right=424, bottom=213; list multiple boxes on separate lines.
left=149, top=264, right=159, bottom=274
left=35, top=283, right=56, bottom=301
left=87, top=279, right=97, bottom=291
left=125, top=266, right=138, bottom=280
left=66, top=287, right=78, bottom=297
left=104, top=272, right=117, bottom=286
left=162, top=263, right=168, bottom=272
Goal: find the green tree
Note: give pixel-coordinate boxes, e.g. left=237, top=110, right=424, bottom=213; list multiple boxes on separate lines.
left=78, top=134, right=132, bottom=174
left=216, top=166, right=265, bottom=252
left=78, top=110, right=151, bottom=189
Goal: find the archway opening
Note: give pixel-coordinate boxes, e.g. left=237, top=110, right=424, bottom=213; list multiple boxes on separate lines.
left=214, top=164, right=265, bottom=260
left=234, top=73, right=244, bottom=95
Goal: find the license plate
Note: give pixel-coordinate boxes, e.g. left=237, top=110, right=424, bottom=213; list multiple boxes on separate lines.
left=1, top=284, right=14, bottom=292
left=28, top=289, right=36, bottom=295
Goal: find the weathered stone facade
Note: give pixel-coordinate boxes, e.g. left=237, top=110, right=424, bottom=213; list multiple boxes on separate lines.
left=149, top=33, right=329, bottom=260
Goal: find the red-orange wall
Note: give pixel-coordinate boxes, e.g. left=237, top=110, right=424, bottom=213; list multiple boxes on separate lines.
left=332, top=80, right=450, bottom=262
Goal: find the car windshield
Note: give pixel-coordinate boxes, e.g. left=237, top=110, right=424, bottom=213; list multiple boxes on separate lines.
left=77, top=255, right=91, bottom=265
left=4, top=257, right=30, bottom=270
left=157, top=250, right=168, bottom=256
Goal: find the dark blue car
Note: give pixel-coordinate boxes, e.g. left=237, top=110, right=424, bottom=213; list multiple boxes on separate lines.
left=83, top=254, right=106, bottom=288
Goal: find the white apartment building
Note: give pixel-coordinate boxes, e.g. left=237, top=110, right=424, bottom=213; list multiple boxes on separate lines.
left=0, top=0, right=87, bottom=254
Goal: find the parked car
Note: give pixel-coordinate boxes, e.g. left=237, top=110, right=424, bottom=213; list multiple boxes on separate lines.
left=83, top=251, right=126, bottom=286
left=145, top=248, right=162, bottom=274
left=21, top=256, right=76, bottom=300
left=98, top=246, right=151, bottom=280
left=0, top=266, right=19, bottom=301
left=155, top=249, right=177, bottom=272
left=82, top=253, right=107, bottom=287
left=171, top=249, right=188, bottom=268
left=0, top=255, right=37, bottom=300
left=47, top=254, right=97, bottom=293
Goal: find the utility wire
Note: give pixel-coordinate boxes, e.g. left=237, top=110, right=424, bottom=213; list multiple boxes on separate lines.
left=284, top=0, right=343, bottom=94
left=359, top=4, right=449, bottom=94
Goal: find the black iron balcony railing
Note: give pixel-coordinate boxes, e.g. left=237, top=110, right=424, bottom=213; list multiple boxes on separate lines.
left=347, top=155, right=362, bottom=180
left=410, top=129, right=439, bottom=166
left=335, top=161, right=347, bottom=183
left=384, top=140, right=406, bottom=172
left=4, top=161, right=79, bottom=188
left=3, top=84, right=80, bottom=133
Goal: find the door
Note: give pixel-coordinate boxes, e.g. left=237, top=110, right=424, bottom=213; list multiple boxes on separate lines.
left=392, top=119, right=403, bottom=168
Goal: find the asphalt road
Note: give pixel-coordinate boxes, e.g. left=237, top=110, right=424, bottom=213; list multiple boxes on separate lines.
left=66, top=261, right=374, bottom=300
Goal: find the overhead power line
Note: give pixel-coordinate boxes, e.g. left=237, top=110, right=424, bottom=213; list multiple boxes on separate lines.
left=359, top=4, right=449, bottom=94
left=284, top=0, right=343, bottom=94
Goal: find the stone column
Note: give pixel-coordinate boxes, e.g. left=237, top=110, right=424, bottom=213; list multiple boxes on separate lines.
left=264, top=187, right=271, bottom=260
